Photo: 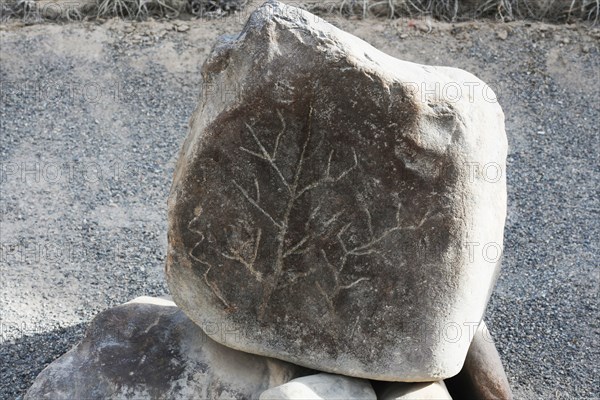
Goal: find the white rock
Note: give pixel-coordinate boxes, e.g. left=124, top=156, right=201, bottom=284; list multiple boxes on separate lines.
left=260, top=373, right=376, bottom=400
left=379, top=381, right=452, bottom=399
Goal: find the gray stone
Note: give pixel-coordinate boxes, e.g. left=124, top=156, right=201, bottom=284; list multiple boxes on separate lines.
left=378, top=381, right=452, bottom=399
left=25, top=297, right=307, bottom=400
left=166, top=0, right=507, bottom=381
left=445, top=321, right=513, bottom=399
left=35, top=0, right=96, bottom=19
left=260, top=373, right=376, bottom=400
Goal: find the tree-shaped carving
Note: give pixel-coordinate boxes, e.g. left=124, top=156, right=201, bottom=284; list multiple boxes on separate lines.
left=317, top=202, right=432, bottom=320
left=187, top=105, right=435, bottom=321
left=233, top=106, right=358, bottom=319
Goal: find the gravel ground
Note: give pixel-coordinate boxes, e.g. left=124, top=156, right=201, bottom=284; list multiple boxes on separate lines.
left=1, top=6, right=599, bottom=399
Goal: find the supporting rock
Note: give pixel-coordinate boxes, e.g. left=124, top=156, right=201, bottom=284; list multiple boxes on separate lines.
left=445, top=321, right=514, bottom=400
left=260, top=373, right=376, bottom=400
left=25, top=297, right=307, bottom=400
left=377, top=381, right=452, bottom=399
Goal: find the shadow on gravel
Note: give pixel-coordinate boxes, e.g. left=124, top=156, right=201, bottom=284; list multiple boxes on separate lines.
left=0, top=323, right=87, bottom=400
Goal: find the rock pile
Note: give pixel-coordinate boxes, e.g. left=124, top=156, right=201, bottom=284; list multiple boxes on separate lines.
left=26, top=1, right=512, bottom=399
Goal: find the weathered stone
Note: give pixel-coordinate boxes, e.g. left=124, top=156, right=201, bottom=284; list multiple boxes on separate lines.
left=377, top=381, right=452, bottom=399
left=36, top=0, right=96, bottom=19
left=25, top=297, right=307, bottom=400
left=166, top=0, right=507, bottom=381
left=445, top=321, right=513, bottom=399
left=260, top=373, right=376, bottom=400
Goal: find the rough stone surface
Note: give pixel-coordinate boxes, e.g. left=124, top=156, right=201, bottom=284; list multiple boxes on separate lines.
left=260, top=373, right=376, bottom=400
left=166, top=0, right=507, bottom=381
left=445, top=321, right=514, bottom=400
left=24, top=297, right=307, bottom=400
left=378, top=381, right=452, bottom=399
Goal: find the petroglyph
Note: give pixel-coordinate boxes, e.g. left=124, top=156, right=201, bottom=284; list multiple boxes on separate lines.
left=187, top=104, right=438, bottom=320
left=166, top=0, right=507, bottom=380
left=190, top=105, right=362, bottom=319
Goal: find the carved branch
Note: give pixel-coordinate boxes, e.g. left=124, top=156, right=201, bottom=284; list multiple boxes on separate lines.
left=347, top=204, right=433, bottom=256
left=203, top=265, right=232, bottom=310
left=284, top=234, right=311, bottom=258
left=340, top=277, right=370, bottom=290
left=333, top=148, right=358, bottom=182
left=305, top=198, right=323, bottom=231
left=221, top=227, right=263, bottom=282
left=271, top=110, right=286, bottom=160
left=316, top=282, right=335, bottom=314
left=319, top=247, right=370, bottom=313
left=336, top=223, right=352, bottom=255
left=296, top=147, right=358, bottom=200
left=233, top=180, right=282, bottom=229
left=187, top=242, right=232, bottom=311
left=240, top=121, right=291, bottom=192
left=254, top=177, right=260, bottom=203
left=363, top=204, right=374, bottom=240
left=280, top=266, right=316, bottom=289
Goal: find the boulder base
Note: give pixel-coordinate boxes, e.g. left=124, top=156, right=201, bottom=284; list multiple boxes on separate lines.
left=25, top=297, right=307, bottom=400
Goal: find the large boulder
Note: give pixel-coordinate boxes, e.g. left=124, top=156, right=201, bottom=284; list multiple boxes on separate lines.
left=25, top=297, right=307, bottom=400
left=166, top=0, right=507, bottom=381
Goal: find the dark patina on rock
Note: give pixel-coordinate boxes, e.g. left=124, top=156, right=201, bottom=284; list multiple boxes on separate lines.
left=167, top=1, right=507, bottom=381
